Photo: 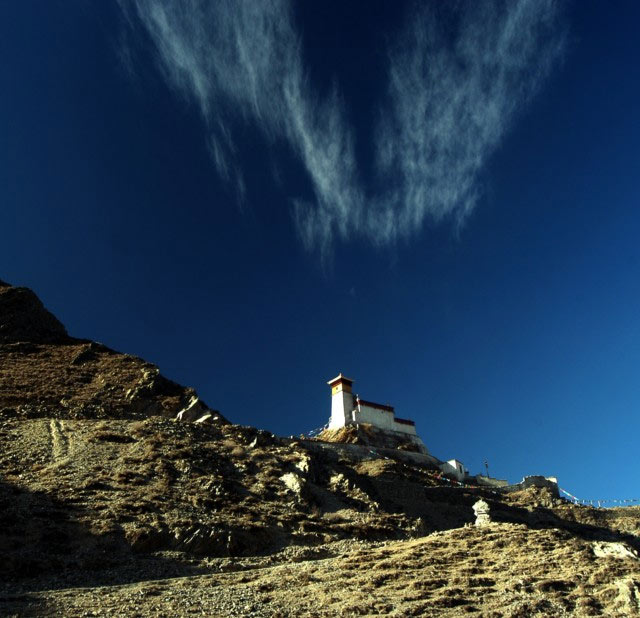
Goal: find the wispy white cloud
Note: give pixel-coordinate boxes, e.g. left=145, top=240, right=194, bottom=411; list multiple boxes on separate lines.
left=372, top=0, right=566, bottom=244
left=120, top=0, right=362, bottom=260
left=120, top=0, right=564, bottom=259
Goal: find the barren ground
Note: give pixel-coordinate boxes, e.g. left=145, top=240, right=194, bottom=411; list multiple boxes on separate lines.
left=2, top=280, right=639, bottom=616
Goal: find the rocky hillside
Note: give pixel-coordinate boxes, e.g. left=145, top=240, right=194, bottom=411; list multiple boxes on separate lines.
left=318, top=424, right=426, bottom=452
left=1, top=280, right=639, bottom=617
left=0, top=280, right=226, bottom=422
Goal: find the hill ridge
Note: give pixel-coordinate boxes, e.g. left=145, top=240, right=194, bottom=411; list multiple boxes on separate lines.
left=1, top=279, right=639, bottom=616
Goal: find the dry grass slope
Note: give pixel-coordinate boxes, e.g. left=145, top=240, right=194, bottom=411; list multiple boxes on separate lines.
left=1, top=279, right=639, bottom=616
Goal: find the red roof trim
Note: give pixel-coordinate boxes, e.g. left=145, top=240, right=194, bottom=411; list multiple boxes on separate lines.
left=394, top=417, right=415, bottom=426
left=358, top=399, right=394, bottom=413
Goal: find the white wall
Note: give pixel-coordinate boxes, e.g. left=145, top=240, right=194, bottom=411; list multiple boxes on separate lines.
left=392, top=420, right=418, bottom=436
left=329, top=393, right=419, bottom=439
left=329, top=390, right=354, bottom=428
left=353, top=404, right=395, bottom=430
left=440, top=459, right=467, bottom=481
left=352, top=404, right=418, bottom=436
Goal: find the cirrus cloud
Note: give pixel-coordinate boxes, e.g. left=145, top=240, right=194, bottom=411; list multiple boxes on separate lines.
left=119, top=0, right=565, bottom=260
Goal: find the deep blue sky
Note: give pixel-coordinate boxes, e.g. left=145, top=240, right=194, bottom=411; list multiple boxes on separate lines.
left=2, top=1, right=639, bottom=503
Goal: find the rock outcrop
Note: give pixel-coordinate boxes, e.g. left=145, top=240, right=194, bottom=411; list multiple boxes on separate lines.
left=318, top=423, right=426, bottom=453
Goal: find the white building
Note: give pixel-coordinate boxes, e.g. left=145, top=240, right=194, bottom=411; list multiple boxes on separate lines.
left=327, top=373, right=425, bottom=446
left=326, top=373, right=474, bottom=478
left=440, top=459, right=468, bottom=482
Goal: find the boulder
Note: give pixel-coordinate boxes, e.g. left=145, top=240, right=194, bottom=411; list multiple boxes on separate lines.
left=592, top=542, right=639, bottom=560
left=280, top=472, right=307, bottom=497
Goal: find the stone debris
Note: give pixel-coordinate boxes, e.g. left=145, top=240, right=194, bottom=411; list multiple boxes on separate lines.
left=294, top=455, right=312, bottom=475
left=593, top=541, right=639, bottom=560
left=616, top=577, right=640, bottom=613
left=248, top=430, right=276, bottom=448
left=175, top=396, right=211, bottom=422
left=280, top=472, right=306, bottom=496
left=193, top=413, right=212, bottom=424
left=473, top=499, right=491, bottom=526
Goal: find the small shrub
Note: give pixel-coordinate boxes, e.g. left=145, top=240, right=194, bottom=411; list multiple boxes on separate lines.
left=129, top=421, right=147, bottom=437
left=323, top=511, right=347, bottom=523
left=90, top=431, right=135, bottom=444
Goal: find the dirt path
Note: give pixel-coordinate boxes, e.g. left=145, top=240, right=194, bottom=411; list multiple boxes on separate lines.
left=49, top=419, right=70, bottom=462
